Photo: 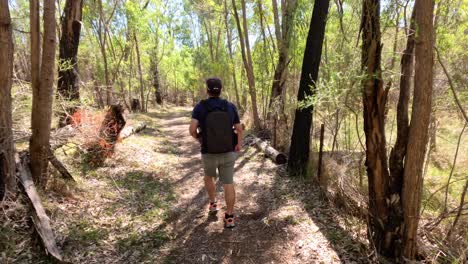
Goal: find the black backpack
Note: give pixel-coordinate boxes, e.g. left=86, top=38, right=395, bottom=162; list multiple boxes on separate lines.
left=201, top=99, right=234, bottom=154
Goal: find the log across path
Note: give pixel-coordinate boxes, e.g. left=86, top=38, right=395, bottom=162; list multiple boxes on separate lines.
left=49, top=107, right=369, bottom=263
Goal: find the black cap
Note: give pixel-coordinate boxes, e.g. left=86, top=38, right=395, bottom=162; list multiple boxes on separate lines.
left=206, top=77, right=222, bottom=94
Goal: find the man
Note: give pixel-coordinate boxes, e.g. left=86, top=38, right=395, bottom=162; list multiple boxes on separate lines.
left=189, top=77, right=242, bottom=228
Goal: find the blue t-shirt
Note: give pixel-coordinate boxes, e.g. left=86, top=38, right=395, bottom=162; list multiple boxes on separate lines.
left=192, top=97, right=241, bottom=153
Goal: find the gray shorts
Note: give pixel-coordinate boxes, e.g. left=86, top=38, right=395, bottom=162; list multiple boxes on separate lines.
left=202, top=152, right=237, bottom=184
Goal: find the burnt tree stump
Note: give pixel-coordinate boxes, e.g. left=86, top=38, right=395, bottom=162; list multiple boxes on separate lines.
left=131, top=99, right=141, bottom=112
left=85, top=105, right=126, bottom=166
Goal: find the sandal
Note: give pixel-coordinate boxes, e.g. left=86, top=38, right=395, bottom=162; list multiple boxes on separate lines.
left=224, top=213, right=236, bottom=228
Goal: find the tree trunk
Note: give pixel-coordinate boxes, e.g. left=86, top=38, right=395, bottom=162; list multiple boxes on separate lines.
left=151, top=59, right=163, bottom=105
left=0, top=0, right=16, bottom=199
left=57, top=0, right=83, bottom=127
left=269, top=0, right=297, bottom=108
left=98, top=0, right=112, bottom=105
left=271, top=0, right=281, bottom=47
left=202, top=19, right=215, bottom=63
left=360, top=0, right=395, bottom=257
left=30, top=0, right=57, bottom=187
left=232, top=0, right=261, bottom=129
left=134, top=32, right=145, bottom=112
left=389, top=9, right=415, bottom=196
left=401, top=0, right=435, bottom=258
left=288, top=0, right=330, bottom=176
left=224, top=0, right=241, bottom=111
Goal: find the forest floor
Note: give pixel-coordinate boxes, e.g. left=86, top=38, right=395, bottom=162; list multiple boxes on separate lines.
left=35, top=107, right=370, bottom=263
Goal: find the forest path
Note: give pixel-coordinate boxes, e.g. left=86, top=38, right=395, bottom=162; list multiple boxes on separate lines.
left=52, top=107, right=369, bottom=263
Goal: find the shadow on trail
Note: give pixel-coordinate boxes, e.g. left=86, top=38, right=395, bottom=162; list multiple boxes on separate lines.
left=163, top=147, right=370, bottom=263
left=130, top=109, right=370, bottom=263
left=162, top=148, right=296, bottom=263
left=272, top=176, right=371, bottom=263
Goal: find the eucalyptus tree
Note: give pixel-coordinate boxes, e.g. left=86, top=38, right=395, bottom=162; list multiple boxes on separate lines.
left=288, top=0, right=330, bottom=176
left=0, top=0, right=16, bottom=199
left=232, top=0, right=261, bottom=129
left=361, top=0, right=436, bottom=259
left=29, top=0, right=57, bottom=187
left=401, top=0, right=435, bottom=258
left=57, top=0, right=84, bottom=126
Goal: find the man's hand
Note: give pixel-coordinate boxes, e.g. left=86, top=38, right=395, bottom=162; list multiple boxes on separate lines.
left=189, top=119, right=199, bottom=139
left=234, top=123, right=243, bottom=152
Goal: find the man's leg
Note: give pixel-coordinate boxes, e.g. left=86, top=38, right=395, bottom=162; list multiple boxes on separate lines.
left=223, top=184, right=236, bottom=215
left=219, top=152, right=237, bottom=215
left=202, top=154, right=218, bottom=203
left=204, top=176, right=216, bottom=202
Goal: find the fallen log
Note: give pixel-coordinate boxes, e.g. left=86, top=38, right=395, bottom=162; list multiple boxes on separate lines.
left=48, top=148, right=75, bottom=182
left=16, top=153, right=65, bottom=263
left=119, top=122, right=147, bottom=140
left=252, top=136, right=287, bottom=164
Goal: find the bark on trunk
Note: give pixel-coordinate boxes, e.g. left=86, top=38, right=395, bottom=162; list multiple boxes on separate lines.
left=232, top=0, right=261, bottom=129
left=134, top=32, right=146, bottom=112
left=30, top=0, right=57, bottom=188
left=97, top=0, right=112, bottom=105
left=224, top=0, right=241, bottom=111
left=57, top=0, right=83, bottom=127
left=271, top=0, right=282, bottom=47
left=269, top=0, right=297, bottom=109
left=389, top=9, right=415, bottom=196
left=151, top=60, right=163, bottom=105
left=0, top=0, right=16, bottom=199
left=288, top=0, right=330, bottom=176
left=360, top=0, right=396, bottom=257
left=401, top=0, right=435, bottom=258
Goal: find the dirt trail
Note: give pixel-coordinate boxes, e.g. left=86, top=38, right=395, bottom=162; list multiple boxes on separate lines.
left=50, top=107, right=369, bottom=264
left=150, top=108, right=369, bottom=263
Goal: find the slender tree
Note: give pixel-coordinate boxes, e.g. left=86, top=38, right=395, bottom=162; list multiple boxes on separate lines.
left=288, top=0, right=330, bottom=176
left=95, top=0, right=113, bottom=105
left=389, top=9, right=416, bottom=198
left=151, top=59, right=163, bottom=105
left=271, top=0, right=281, bottom=47
left=232, top=0, right=261, bottom=128
left=224, top=0, right=241, bottom=110
left=0, top=0, right=16, bottom=199
left=269, top=0, right=297, bottom=108
left=401, top=0, right=435, bottom=258
left=134, top=32, right=146, bottom=112
left=30, top=0, right=57, bottom=187
left=269, top=0, right=297, bottom=147
left=57, top=0, right=84, bottom=126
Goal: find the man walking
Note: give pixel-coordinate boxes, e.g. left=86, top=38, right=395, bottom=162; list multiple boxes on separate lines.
left=189, top=77, right=242, bottom=228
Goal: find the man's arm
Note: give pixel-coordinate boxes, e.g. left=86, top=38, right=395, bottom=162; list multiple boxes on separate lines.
left=234, top=123, right=243, bottom=152
left=189, top=119, right=199, bottom=139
